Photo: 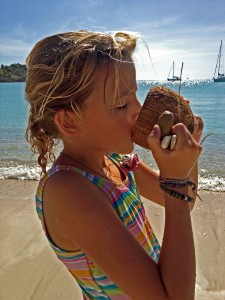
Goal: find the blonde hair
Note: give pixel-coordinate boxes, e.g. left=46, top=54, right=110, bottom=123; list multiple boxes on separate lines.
left=25, top=30, right=137, bottom=173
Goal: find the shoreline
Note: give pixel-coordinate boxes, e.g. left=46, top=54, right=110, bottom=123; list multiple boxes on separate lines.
left=0, top=179, right=225, bottom=299
left=1, top=162, right=225, bottom=191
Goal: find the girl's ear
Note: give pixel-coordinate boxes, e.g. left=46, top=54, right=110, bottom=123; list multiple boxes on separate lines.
left=54, top=109, right=82, bottom=136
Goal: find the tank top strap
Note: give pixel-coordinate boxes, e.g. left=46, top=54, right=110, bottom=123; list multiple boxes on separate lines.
left=38, top=153, right=139, bottom=197
left=47, top=164, right=113, bottom=191
left=42, top=159, right=125, bottom=197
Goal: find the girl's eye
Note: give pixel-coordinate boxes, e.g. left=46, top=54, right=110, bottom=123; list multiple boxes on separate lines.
left=116, top=103, right=128, bottom=110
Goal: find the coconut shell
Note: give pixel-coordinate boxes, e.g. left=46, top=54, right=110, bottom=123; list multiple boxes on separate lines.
left=132, top=86, right=194, bottom=149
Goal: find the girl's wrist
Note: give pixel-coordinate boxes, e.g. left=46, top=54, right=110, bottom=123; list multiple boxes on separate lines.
left=159, top=177, right=196, bottom=203
left=159, top=172, right=190, bottom=180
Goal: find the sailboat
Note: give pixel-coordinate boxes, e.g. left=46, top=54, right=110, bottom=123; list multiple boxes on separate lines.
left=213, top=40, right=225, bottom=82
left=167, top=61, right=182, bottom=81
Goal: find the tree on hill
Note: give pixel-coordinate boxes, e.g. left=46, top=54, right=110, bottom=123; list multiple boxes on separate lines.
left=0, top=63, right=27, bottom=82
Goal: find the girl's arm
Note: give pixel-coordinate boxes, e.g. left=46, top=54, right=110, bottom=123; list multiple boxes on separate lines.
left=133, top=160, right=198, bottom=209
left=44, top=123, right=201, bottom=300
left=134, top=116, right=204, bottom=209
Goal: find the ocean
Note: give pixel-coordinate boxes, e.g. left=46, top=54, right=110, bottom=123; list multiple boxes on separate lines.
left=0, top=80, right=225, bottom=191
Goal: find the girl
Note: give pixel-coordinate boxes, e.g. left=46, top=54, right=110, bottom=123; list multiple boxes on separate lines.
left=26, top=30, right=203, bottom=300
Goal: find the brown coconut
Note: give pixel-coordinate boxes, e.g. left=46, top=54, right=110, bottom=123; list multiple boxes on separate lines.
left=132, top=86, right=194, bottom=149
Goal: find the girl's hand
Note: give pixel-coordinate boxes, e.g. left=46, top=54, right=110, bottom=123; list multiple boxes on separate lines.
left=183, top=98, right=204, bottom=143
left=147, top=123, right=202, bottom=179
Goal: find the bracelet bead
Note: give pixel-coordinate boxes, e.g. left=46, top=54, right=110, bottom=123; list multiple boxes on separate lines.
left=160, top=184, right=194, bottom=203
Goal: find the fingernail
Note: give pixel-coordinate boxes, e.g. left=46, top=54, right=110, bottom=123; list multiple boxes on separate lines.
left=151, top=124, right=159, bottom=133
left=170, top=135, right=177, bottom=150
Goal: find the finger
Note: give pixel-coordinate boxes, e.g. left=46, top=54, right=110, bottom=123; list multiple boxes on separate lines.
left=192, top=116, right=199, bottom=136
left=171, top=123, right=189, bottom=146
left=173, top=124, right=203, bottom=158
left=147, top=125, right=162, bottom=152
left=192, top=115, right=204, bottom=141
left=195, top=115, right=204, bottom=131
left=184, top=98, right=190, bottom=105
left=170, top=135, right=177, bottom=150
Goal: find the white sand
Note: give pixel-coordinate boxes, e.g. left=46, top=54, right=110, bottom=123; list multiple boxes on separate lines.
left=0, top=180, right=224, bottom=299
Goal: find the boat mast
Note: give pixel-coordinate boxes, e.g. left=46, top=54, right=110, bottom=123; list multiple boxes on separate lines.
left=172, top=61, right=175, bottom=78
left=179, top=62, right=184, bottom=94
left=214, top=40, right=222, bottom=78
left=167, top=63, right=172, bottom=79
left=219, top=41, right=224, bottom=76
left=218, top=41, right=222, bottom=75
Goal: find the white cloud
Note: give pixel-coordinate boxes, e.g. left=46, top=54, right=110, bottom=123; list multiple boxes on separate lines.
left=0, top=11, right=223, bottom=80
left=0, top=22, right=41, bottom=64
left=0, top=38, right=32, bottom=55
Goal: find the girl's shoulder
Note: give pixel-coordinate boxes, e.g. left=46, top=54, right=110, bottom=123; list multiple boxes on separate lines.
left=37, top=152, right=140, bottom=203
left=41, top=164, right=103, bottom=197
left=38, top=165, right=116, bottom=253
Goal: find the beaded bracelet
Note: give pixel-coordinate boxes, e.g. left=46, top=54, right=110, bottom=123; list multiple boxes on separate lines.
left=159, top=176, right=202, bottom=202
left=159, top=176, right=197, bottom=192
left=160, top=184, right=194, bottom=203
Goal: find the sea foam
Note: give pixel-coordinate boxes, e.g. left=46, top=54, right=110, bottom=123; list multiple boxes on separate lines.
left=0, top=164, right=41, bottom=180
left=1, top=163, right=225, bottom=192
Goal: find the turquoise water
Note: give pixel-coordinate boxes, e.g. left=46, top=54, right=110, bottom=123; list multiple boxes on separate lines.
left=0, top=81, right=225, bottom=191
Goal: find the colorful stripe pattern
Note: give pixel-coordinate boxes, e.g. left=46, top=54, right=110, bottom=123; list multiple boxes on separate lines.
left=36, top=154, right=161, bottom=299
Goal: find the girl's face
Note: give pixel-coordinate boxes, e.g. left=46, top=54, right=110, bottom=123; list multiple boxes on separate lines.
left=78, top=61, right=142, bottom=154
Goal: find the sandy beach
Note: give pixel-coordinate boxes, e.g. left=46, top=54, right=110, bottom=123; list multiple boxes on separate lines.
left=0, top=179, right=225, bottom=300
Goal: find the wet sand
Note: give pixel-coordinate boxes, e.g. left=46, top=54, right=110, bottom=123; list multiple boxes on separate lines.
left=0, top=179, right=224, bottom=299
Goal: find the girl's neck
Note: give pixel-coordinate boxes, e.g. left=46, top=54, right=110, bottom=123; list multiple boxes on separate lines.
left=59, top=150, right=106, bottom=172
left=58, top=150, right=125, bottom=184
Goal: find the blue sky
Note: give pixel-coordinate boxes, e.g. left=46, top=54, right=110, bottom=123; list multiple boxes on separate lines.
left=0, top=0, right=225, bottom=79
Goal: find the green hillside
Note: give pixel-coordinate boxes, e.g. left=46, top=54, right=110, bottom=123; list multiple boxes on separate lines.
left=0, top=63, right=26, bottom=82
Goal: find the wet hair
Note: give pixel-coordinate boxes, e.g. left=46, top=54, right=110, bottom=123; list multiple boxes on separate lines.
left=25, top=30, right=137, bottom=173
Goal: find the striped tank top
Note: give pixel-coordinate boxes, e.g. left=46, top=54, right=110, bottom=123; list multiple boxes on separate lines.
left=36, top=153, right=161, bottom=299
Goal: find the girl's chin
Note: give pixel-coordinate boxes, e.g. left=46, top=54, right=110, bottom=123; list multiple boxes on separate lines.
left=107, top=139, right=134, bottom=154
left=117, top=143, right=135, bottom=154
